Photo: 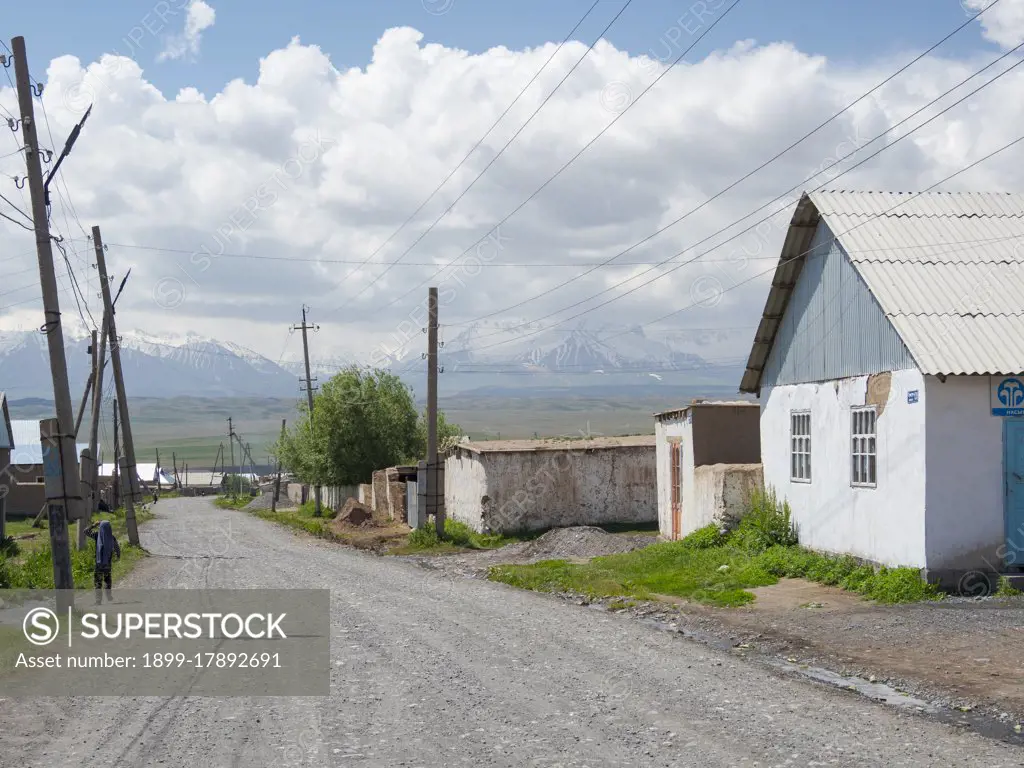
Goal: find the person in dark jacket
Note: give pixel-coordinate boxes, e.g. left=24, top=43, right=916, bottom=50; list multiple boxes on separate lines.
left=86, top=520, right=121, bottom=603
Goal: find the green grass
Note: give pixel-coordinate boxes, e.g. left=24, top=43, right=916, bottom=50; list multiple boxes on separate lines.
left=995, top=575, right=1024, bottom=597
left=247, top=501, right=332, bottom=539
left=0, top=507, right=151, bottom=589
left=214, top=495, right=255, bottom=510
left=389, top=518, right=534, bottom=555
left=489, top=489, right=941, bottom=607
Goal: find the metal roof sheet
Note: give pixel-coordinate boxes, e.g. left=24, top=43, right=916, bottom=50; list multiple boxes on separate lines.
left=9, top=420, right=92, bottom=465
left=741, top=190, right=1024, bottom=390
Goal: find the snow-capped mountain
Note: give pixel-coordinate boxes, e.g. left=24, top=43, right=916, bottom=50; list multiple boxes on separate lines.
left=0, top=328, right=300, bottom=399
left=0, top=321, right=745, bottom=400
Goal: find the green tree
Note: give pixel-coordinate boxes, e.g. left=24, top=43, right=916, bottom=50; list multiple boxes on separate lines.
left=276, top=366, right=461, bottom=486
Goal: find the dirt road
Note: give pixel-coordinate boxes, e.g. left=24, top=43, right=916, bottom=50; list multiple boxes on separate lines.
left=2, top=497, right=1021, bottom=767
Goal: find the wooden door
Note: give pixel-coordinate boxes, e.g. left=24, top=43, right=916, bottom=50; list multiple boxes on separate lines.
left=670, top=440, right=681, bottom=539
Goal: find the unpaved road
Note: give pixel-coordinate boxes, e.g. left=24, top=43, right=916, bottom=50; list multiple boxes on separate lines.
left=2, top=498, right=1022, bottom=767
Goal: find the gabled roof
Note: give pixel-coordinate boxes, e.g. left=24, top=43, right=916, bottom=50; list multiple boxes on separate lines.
left=741, top=190, right=1024, bottom=393
left=0, top=393, right=12, bottom=451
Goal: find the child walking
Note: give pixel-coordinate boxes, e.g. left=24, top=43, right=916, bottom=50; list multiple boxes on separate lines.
left=86, top=520, right=121, bottom=603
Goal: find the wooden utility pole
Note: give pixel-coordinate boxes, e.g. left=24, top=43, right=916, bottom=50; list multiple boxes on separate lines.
left=155, top=448, right=162, bottom=491
left=427, top=286, right=444, bottom=537
left=112, top=398, right=120, bottom=510
left=93, top=225, right=140, bottom=545
left=293, top=306, right=321, bottom=516
left=172, top=452, right=180, bottom=488
left=79, top=320, right=107, bottom=548
left=273, top=418, right=286, bottom=512
left=12, top=36, right=84, bottom=589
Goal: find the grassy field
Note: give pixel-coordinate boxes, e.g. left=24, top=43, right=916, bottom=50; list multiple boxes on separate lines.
left=6, top=388, right=749, bottom=469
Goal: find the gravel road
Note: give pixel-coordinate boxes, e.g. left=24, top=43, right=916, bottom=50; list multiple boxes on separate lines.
left=3, top=497, right=1022, bottom=767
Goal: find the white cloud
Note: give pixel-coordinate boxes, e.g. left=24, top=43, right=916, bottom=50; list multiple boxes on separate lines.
left=157, top=0, right=216, bottom=62
left=0, top=21, right=1021, bottom=369
left=964, top=0, right=1024, bottom=49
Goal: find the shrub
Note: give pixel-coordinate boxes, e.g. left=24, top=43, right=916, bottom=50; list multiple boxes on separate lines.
left=443, top=519, right=475, bottom=548
left=995, top=575, right=1024, bottom=597
left=408, top=525, right=440, bottom=548
left=0, top=535, right=19, bottom=558
left=730, top=487, right=798, bottom=553
left=863, top=567, right=941, bottom=603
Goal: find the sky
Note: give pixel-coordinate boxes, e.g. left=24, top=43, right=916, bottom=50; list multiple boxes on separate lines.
left=1, top=0, right=1023, bottom=368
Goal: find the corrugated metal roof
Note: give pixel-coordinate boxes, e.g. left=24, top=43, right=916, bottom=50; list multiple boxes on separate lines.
left=452, top=435, right=655, bottom=454
left=9, top=420, right=92, bottom=465
left=654, top=400, right=758, bottom=420
left=741, top=190, right=1024, bottom=391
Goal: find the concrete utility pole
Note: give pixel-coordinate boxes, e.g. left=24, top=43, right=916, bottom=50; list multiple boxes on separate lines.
left=80, top=320, right=107, bottom=548
left=12, top=36, right=83, bottom=590
left=227, top=418, right=236, bottom=495
left=293, top=306, right=321, bottom=516
left=93, top=225, right=140, bottom=545
left=74, top=340, right=94, bottom=437
left=112, top=398, right=120, bottom=510
left=427, top=286, right=444, bottom=537
left=273, top=418, right=286, bottom=512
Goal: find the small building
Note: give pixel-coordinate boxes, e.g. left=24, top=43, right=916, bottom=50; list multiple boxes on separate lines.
left=654, top=401, right=761, bottom=540
left=445, top=435, right=657, bottom=533
left=0, top=393, right=13, bottom=538
left=7, top=420, right=90, bottom=518
left=741, top=190, right=1024, bottom=583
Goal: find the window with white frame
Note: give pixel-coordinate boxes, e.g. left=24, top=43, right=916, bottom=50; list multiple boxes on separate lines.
left=851, top=407, right=877, bottom=487
left=790, top=411, right=811, bottom=482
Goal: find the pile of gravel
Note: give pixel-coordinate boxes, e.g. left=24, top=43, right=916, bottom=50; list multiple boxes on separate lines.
left=518, top=526, right=657, bottom=562
left=245, top=492, right=279, bottom=511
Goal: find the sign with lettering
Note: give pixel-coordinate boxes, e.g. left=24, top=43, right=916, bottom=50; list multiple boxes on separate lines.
left=991, top=376, right=1024, bottom=416
left=907, top=390, right=918, bottom=404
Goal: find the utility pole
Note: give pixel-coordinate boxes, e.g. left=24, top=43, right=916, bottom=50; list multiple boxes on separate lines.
left=293, top=306, right=321, bottom=516
left=227, top=418, right=236, bottom=495
left=80, top=319, right=107, bottom=549
left=273, top=418, right=286, bottom=512
left=74, top=336, right=94, bottom=437
left=427, top=286, right=444, bottom=537
left=12, top=36, right=84, bottom=589
left=93, top=225, right=139, bottom=545
left=155, top=448, right=162, bottom=491
left=112, top=398, right=120, bottom=510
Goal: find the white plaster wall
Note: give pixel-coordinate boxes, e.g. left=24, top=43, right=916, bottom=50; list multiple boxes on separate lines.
left=924, top=375, right=1005, bottom=570
left=761, top=368, right=927, bottom=567
left=692, top=464, right=763, bottom=531
left=444, top=452, right=488, bottom=531
left=460, top=446, right=656, bottom=534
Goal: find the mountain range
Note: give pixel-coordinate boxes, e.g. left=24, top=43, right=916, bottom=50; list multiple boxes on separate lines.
left=0, top=322, right=746, bottom=400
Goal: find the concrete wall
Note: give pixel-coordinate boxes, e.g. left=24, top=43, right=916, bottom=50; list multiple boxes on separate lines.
left=692, top=464, right=763, bottom=531
left=6, top=481, right=45, bottom=519
left=444, top=452, right=489, bottom=531
left=924, top=375, right=1005, bottom=571
left=446, top=444, right=657, bottom=534
left=321, top=485, right=359, bottom=512
left=287, top=482, right=307, bottom=507
left=761, top=367, right=927, bottom=567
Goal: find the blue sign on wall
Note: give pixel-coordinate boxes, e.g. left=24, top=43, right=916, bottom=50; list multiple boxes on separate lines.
left=907, top=390, right=918, bottom=404
left=991, top=376, right=1024, bottom=416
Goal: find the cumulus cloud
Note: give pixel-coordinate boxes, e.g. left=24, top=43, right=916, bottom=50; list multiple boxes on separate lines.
left=964, top=0, right=1024, bottom=48
left=0, top=16, right=1022, bottom=368
left=157, top=0, right=216, bottom=62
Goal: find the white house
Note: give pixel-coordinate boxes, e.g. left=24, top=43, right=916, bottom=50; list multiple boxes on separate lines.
left=655, top=401, right=761, bottom=540
left=740, top=190, right=1024, bottom=585
left=444, top=436, right=656, bottom=534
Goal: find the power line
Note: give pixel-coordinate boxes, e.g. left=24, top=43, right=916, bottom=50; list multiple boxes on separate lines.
left=459, top=36, right=1024, bottom=352
left=332, top=0, right=604, bottom=291
left=455, top=0, right=1005, bottom=328
left=331, top=0, right=647, bottom=313
left=0, top=206, right=32, bottom=231
left=471, top=132, right=1024, bottom=358
left=367, top=0, right=745, bottom=317
left=83, top=239, right=779, bottom=268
